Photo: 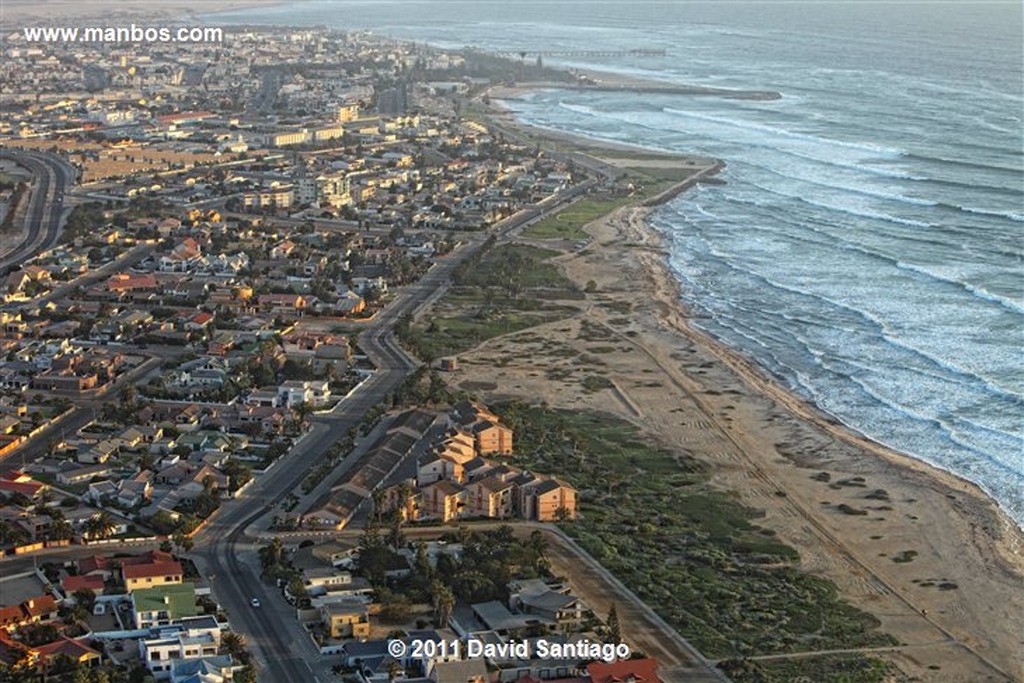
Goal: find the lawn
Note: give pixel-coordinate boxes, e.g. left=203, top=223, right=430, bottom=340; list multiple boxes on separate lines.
left=523, top=196, right=635, bottom=240
left=522, top=165, right=702, bottom=241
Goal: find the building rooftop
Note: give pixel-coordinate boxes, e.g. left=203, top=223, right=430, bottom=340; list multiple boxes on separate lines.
left=132, top=582, right=198, bottom=620
left=123, top=560, right=183, bottom=581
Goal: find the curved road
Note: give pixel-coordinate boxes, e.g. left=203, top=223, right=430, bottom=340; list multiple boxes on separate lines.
left=193, top=241, right=476, bottom=682
left=0, top=148, right=76, bottom=272
left=0, top=141, right=631, bottom=681
left=190, top=176, right=601, bottom=682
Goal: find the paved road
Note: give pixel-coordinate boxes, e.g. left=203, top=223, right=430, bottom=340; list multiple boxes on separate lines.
left=191, top=241, right=477, bottom=682
left=0, top=353, right=164, bottom=470
left=0, top=149, right=614, bottom=680
left=0, top=148, right=76, bottom=272
left=189, top=174, right=601, bottom=681
left=262, top=522, right=729, bottom=683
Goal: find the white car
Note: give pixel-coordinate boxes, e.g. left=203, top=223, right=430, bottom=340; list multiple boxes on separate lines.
left=250, top=598, right=261, bottom=608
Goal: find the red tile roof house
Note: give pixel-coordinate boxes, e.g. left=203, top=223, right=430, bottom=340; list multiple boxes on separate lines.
left=77, top=555, right=113, bottom=580
left=0, top=595, right=58, bottom=632
left=78, top=549, right=174, bottom=581
left=105, top=272, right=159, bottom=294
left=186, top=312, right=215, bottom=331
left=586, top=659, right=661, bottom=683
left=122, top=560, right=184, bottom=592
left=35, top=636, right=102, bottom=669
left=0, top=606, right=24, bottom=632
left=61, top=574, right=106, bottom=597
left=0, top=470, right=45, bottom=499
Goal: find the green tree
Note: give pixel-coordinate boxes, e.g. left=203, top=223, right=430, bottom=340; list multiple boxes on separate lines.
left=0, top=658, right=37, bottom=683
left=48, top=516, right=73, bottom=541
left=431, top=580, right=455, bottom=628
left=119, top=383, right=139, bottom=420
left=606, top=604, right=621, bottom=644
left=258, top=539, right=283, bottom=572
left=287, top=578, right=310, bottom=607
left=235, top=663, right=257, bottom=683
left=72, top=589, right=97, bottom=613
left=172, top=531, right=194, bottom=553
left=221, top=631, right=248, bottom=661
left=414, top=542, right=434, bottom=582
left=83, top=511, right=117, bottom=540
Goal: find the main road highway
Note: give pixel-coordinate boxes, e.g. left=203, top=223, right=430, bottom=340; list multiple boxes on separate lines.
left=190, top=175, right=598, bottom=682
left=0, top=148, right=77, bottom=272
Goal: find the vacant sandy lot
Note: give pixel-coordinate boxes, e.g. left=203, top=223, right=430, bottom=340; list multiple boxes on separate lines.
left=444, top=193, right=1023, bottom=681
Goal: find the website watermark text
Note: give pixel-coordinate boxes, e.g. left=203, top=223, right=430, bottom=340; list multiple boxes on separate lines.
left=23, top=25, right=224, bottom=44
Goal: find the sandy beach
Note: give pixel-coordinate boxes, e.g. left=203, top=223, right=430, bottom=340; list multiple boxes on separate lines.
left=1, top=4, right=1019, bottom=674
left=439, top=110, right=1024, bottom=681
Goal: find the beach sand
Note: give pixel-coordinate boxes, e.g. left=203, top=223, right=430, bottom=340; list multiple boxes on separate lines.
left=444, top=125, right=1024, bottom=681
left=2, top=8, right=1019, bottom=674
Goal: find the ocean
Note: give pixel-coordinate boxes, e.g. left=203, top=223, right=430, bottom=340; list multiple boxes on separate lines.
left=203, top=1, right=1024, bottom=525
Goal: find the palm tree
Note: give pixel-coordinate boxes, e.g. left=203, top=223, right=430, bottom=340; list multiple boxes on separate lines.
left=388, top=507, right=405, bottom=550
left=371, top=488, right=387, bottom=525
left=528, top=529, right=548, bottom=569
left=387, top=659, right=403, bottom=683
left=236, top=663, right=257, bottom=683
left=48, top=517, right=73, bottom=541
left=431, top=580, right=455, bottom=628
left=606, top=604, right=622, bottom=644
left=258, top=538, right=283, bottom=571
left=83, top=511, right=117, bottom=540
left=35, top=488, right=54, bottom=508
left=0, top=520, right=30, bottom=548
left=221, top=631, right=249, bottom=662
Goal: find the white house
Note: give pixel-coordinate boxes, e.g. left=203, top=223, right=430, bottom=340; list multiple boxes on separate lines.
left=139, top=616, right=222, bottom=679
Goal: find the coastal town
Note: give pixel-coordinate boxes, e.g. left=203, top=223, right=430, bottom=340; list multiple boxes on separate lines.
left=0, top=13, right=1022, bottom=683
left=0, top=24, right=657, bottom=683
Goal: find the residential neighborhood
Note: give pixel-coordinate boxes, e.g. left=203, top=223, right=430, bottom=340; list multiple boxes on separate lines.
left=0, top=10, right=843, bottom=683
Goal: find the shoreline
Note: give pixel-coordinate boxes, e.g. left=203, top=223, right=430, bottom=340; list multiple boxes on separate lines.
left=636, top=171, right=1024, bottom=540
left=628, top=196, right=1024, bottom=554
left=466, top=93, right=1023, bottom=680
left=599, top=203, right=1024, bottom=679
left=486, top=94, right=1024, bottom=538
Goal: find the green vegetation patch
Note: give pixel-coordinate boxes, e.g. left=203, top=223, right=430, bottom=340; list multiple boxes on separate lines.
left=892, top=550, right=918, bottom=563
left=413, top=313, right=546, bottom=360
left=577, top=319, right=616, bottom=342
left=523, top=196, right=634, bottom=240
left=401, top=241, right=580, bottom=360
left=457, top=243, right=570, bottom=289
left=496, top=403, right=896, bottom=659
left=580, top=375, right=614, bottom=393
left=720, top=653, right=895, bottom=683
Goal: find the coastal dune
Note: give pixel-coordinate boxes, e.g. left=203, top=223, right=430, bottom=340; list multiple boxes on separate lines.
left=449, top=136, right=1024, bottom=681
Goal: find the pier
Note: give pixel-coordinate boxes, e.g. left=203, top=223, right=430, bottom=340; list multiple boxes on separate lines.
left=497, top=48, right=668, bottom=58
